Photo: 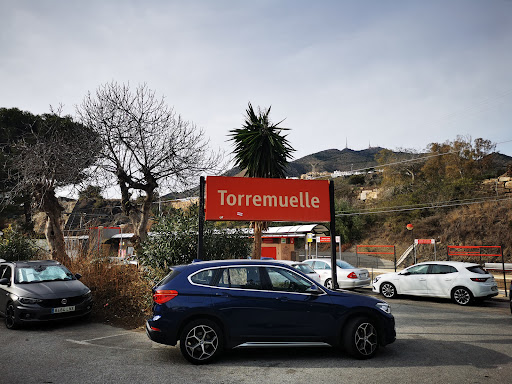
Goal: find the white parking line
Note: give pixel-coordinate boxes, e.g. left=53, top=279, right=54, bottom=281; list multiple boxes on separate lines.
left=66, top=332, right=133, bottom=345
left=65, top=331, right=164, bottom=352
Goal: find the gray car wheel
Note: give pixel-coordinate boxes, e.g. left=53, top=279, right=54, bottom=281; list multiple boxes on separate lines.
left=5, top=303, right=19, bottom=330
left=180, top=319, right=223, bottom=365
left=452, top=287, right=473, bottom=306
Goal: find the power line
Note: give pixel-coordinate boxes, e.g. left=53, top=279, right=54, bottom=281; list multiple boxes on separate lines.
left=339, top=194, right=507, bottom=213
left=336, top=195, right=512, bottom=216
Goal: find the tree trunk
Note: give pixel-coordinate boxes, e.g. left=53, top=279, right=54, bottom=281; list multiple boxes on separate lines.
left=131, top=191, right=154, bottom=251
left=252, top=221, right=265, bottom=259
left=37, top=188, right=71, bottom=266
left=117, top=173, right=156, bottom=253
left=45, top=212, right=71, bottom=266
left=23, top=199, right=34, bottom=233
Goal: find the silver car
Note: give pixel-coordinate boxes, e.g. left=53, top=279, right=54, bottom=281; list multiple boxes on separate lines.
left=304, top=258, right=371, bottom=289
left=0, top=260, right=93, bottom=329
left=275, top=260, right=323, bottom=285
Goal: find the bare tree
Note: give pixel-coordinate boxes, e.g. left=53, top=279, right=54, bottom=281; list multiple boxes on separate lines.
left=7, top=107, right=100, bottom=265
left=77, top=82, right=222, bottom=250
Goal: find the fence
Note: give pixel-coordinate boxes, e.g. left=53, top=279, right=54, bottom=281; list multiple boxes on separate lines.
left=356, top=245, right=397, bottom=271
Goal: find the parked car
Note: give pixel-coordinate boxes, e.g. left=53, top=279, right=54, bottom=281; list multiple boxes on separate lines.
left=372, top=261, right=499, bottom=305
left=146, top=259, right=395, bottom=364
left=303, top=258, right=371, bottom=289
left=274, top=260, right=322, bottom=284
left=0, top=260, right=93, bottom=329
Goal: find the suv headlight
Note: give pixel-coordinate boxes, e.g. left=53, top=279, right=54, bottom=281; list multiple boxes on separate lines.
left=82, top=290, right=93, bottom=300
left=19, top=297, right=43, bottom=305
left=373, top=276, right=381, bottom=283
left=376, top=302, right=391, bottom=314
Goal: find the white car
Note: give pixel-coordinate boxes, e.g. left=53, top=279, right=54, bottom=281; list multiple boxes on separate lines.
left=372, top=261, right=499, bottom=305
left=275, top=260, right=322, bottom=285
left=303, top=258, right=371, bottom=289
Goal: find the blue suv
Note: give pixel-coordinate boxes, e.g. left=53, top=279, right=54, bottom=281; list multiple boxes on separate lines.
left=146, top=259, right=395, bottom=364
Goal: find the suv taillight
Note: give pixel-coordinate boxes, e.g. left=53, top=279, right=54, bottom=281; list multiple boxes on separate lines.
left=153, top=290, right=178, bottom=304
left=347, top=272, right=358, bottom=279
left=470, top=278, right=488, bottom=282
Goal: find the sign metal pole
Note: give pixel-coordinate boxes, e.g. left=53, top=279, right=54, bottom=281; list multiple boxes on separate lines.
left=329, top=181, right=338, bottom=289
left=197, top=176, right=205, bottom=260
left=501, top=246, right=507, bottom=298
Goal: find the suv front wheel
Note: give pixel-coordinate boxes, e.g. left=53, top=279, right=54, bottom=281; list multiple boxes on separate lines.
left=179, top=319, right=224, bottom=365
left=343, top=316, right=379, bottom=359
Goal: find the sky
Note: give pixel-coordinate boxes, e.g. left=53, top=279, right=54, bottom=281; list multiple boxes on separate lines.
left=2, top=0, right=512, bottom=180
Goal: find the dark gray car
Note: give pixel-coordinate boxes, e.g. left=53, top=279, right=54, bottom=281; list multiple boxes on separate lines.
left=0, top=260, right=93, bottom=329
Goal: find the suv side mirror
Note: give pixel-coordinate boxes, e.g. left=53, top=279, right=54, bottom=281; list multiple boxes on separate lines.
left=0, top=277, right=9, bottom=286
left=306, top=285, right=323, bottom=295
left=75, top=273, right=82, bottom=280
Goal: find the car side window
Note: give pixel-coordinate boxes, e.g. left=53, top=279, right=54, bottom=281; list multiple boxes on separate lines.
left=313, top=261, right=330, bottom=270
left=265, top=267, right=313, bottom=293
left=216, top=267, right=263, bottom=290
left=430, top=264, right=457, bottom=274
left=406, top=265, right=429, bottom=275
left=0, top=265, right=11, bottom=281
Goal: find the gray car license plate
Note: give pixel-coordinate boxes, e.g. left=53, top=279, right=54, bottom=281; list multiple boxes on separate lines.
left=52, top=306, right=76, bottom=314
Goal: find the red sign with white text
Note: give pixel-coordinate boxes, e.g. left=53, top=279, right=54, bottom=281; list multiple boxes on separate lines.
left=415, top=239, right=435, bottom=245
left=205, top=176, right=330, bottom=222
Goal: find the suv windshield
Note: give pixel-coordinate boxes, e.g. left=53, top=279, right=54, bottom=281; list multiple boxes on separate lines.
left=15, top=265, right=75, bottom=283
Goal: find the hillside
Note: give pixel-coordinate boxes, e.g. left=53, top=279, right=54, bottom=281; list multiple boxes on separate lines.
left=285, top=147, right=385, bottom=177
left=224, top=147, right=512, bottom=180
left=220, top=147, right=411, bottom=179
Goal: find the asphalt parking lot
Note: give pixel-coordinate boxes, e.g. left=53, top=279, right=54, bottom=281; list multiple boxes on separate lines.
left=1, top=291, right=511, bottom=384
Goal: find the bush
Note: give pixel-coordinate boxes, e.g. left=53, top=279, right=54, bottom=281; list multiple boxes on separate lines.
left=0, top=224, right=41, bottom=261
left=348, top=174, right=365, bottom=185
left=139, top=204, right=251, bottom=279
left=69, top=254, right=153, bottom=329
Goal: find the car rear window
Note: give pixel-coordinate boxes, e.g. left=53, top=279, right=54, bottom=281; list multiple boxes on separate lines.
left=190, top=269, right=217, bottom=286
left=158, top=269, right=181, bottom=286
left=466, top=266, right=488, bottom=275
left=336, top=260, right=354, bottom=269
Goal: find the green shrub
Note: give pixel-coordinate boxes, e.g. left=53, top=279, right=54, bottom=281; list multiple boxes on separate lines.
left=139, top=204, right=251, bottom=277
left=348, top=174, right=365, bottom=185
left=0, top=224, right=40, bottom=261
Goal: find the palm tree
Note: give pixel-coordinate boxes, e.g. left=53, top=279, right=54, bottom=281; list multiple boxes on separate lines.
left=229, top=102, right=294, bottom=258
